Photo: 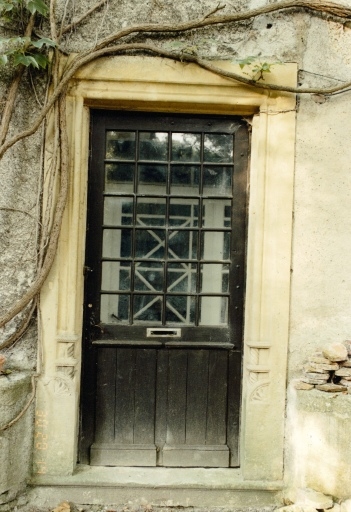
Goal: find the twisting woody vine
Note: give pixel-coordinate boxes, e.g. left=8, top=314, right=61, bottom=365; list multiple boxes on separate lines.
left=1, top=0, right=351, bottom=429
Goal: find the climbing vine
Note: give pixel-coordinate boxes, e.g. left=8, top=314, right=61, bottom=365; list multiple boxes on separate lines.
left=1, top=0, right=351, bottom=352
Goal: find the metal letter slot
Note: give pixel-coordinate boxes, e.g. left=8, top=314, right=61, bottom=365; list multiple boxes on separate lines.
left=147, top=328, right=181, bottom=338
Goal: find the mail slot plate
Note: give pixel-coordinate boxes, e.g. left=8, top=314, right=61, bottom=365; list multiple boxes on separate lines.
left=147, top=328, right=181, bottom=338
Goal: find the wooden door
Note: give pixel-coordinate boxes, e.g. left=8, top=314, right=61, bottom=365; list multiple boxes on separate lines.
left=79, top=111, right=249, bottom=467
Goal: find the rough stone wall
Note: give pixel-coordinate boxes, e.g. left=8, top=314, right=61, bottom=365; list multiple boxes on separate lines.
left=2, top=0, right=351, bottom=502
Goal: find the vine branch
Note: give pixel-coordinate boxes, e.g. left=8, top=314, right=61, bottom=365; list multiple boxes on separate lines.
left=2, top=0, right=351, bottom=337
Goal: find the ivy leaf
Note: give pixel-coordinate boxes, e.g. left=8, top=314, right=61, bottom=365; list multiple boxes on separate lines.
left=26, top=0, right=48, bottom=15
left=238, top=56, right=257, bottom=69
left=13, top=53, right=39, bottom=68
left=32, top=37, right=56, bottom=49
left=32, top=52, right=48, bottom=68
left=0, top=54, right=8, bottom=65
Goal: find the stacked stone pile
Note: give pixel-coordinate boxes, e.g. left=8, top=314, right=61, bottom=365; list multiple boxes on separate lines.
left=295, top=341, right=351, bottom=392
left=279, top=488, right=351, bottom=512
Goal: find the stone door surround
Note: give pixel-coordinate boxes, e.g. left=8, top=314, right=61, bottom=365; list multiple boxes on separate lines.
left=34, top=56, right=296, bottom=484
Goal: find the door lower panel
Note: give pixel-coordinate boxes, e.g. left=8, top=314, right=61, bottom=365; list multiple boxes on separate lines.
left=91, top=347, right=240, bottom=467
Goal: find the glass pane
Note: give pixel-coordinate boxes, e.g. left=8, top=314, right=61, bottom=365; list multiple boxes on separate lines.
left=168, top=230, right=198, bottom=260
left=204, top=134, right=233, bottom=163
left=135, top=229, right=165, bottom=259
left=167, top=262, right=197, bottom=293
left=138, top=164, right=167, bottom=194
left=102, top=229, right=132, bottom=258
left=203, top=166, right=232, bottom=196
left=104, top=197, right=133, bottom=226
left=170, top=165, right=200, bottom=195
left=100, top=294, right=130, bottom=324
left=106, top=131, right=135, bottom=160
left=105, top=163, right=134, bottom=193
left=202, top=199, right=231, bottom=228
left=166, top=295, right=195, bottom=325
left=136, top=198, right=166, bottom=227
left=200, top=263, right=229, bottom=293
left=134, top=261, right=164, bottom=292
left=199, top=296, right=228, bottom=325
left=201, top=231, right=230, bottom=260
left=169, top=200, right=198, bottom=227
left=133, top=295, right=162, bottom=323
left=171, top=133, right=201, bottom=162
left=101, top=261, right=131, bottom=291
left=139, top=132, right=168, bottom=161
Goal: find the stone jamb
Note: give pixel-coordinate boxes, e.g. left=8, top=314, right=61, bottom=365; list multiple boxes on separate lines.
left=35, top=56, right=296, bottom=483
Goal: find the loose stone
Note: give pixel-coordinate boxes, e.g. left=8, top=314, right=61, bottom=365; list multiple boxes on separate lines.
left=304, top=365, right=329, bottom=374
left=294, top=380, right=314, bottom=390
left=340, top=358, right=351, bottom=367
left=322, top=342, right=348, bottom=362
left=309, top=353, right=330, bottom=364
left=302, top=378, right=330, bottom=385
left=335, top=367, right=351, bottom=377
left=308, top=362, right=337, bottom=372
left=304, top=372, right=329, bottom=380
left=295, top=488, right=334, bottom=509
left=340, top=378, right=351, bottom=387
left=315, top=383, right=347, bottom=392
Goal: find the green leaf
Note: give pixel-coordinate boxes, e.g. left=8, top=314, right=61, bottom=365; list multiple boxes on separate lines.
left=13, top=53, right=39, bottom=68
left=32, top=52, right=48, bottom=68
left=32, top=37, right=56, bottom=49
left=26, top=0, right=48, bottom=15
left=0, top=54, right=8, bottom=65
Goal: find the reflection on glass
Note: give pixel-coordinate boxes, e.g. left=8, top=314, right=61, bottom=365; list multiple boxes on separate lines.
left=202, top=199, right=231, bottom=228
left=199, top=296, right=228, bottom=325
left=203, top=166, right=232, bottom=196
left=200, top=264, right=229, bottom=293
left=170, top=165, right=200, bottom=194
left=102, top=229, right=132, bottom=258
left=169, top=200, right=198, bottom=227
left=166, top=295, right=195, bottom=325
left=138, top=164, right=167, bottom=193
left=167, top=262, right=197, bottom=293
left=204, top=134, right=233, bottom=162
left=106, top=131, right=135, bottom=160
left=139, top=132, right=168, bottom=161
left=168, top=230, right=197, bottom=260
left=201, top=231, right=230, bottom=260
left=134, top=261, right=164, bottom=292
left=104, top=197, right=133, bottom=226
left=135, top=229, right=165, bottom=259
left=105, top=163, right=134, bottom=193
left=100, top=294, right=130, bottom=324
left=171, top=133, right=201, bottom=162
left=136, top=198, right=166, bottom=227
left=101, top=262, right=131, bottom=291
left=133, top=295, right=162, bottom=323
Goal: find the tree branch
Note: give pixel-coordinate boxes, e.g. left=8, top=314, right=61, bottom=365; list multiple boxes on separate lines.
left=2, top=0, right=351, bottom=161
left=0, top=96, right=69, bottom=328
left=0, top=299, right=37, bottom=351
left=61, top=0, right=108, bottom=35
left=0, top=374, right=37, bottom=432
left=0, top=14, right=35, bottom=147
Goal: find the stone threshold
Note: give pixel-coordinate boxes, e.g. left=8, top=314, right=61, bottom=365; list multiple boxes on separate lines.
left=28, top=466, right=284, bottom=508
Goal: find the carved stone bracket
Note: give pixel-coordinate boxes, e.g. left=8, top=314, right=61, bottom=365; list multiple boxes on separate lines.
left=246, top=342, right=271, bottom=402
left=55, top=333, right=79, bottom=380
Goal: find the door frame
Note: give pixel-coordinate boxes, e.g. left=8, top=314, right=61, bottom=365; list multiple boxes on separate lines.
left=34, top=56, right=296, bottom=481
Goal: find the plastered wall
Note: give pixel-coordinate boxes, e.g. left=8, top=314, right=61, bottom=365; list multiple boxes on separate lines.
left=1, top=0, right=351, bottom=501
